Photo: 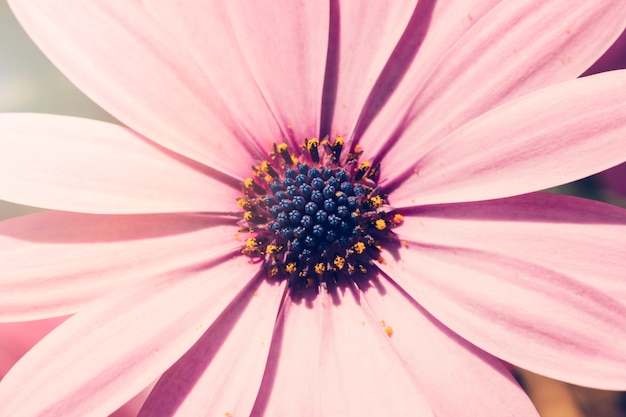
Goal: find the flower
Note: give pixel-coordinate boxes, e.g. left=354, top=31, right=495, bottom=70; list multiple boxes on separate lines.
left=1, top=2, right=626, bottom=416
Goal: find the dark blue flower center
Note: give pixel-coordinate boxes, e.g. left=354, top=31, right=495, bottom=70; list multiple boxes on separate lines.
left=239, top=137, right=403, bottom=288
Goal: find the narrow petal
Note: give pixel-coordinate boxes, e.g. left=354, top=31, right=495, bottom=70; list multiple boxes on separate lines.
left=8, top=1, right=259, bottom=176
left=356, top=276, right=539, bottom=417
left=0, top=211, right=241, bottom=320
left=398, top=193, right=626, bottom=299
left=361, top=1, right=626, bottom=163
left=0, top=253, right=259, bottom=417
left=251, top=289, right=323, bottom=417
left=353, top=0, right=501, bottom=153
left=223, top=1, right=329, bottom=146
left=319, top=283, right=433, bottom=416
left=0, top=114, right=240, bottom=214
left=378, top=235, right=626, bottom=389
left=139, top=278, right=286, bottom=417
left=142, top=0, right=285, bottom=153
left=254, top=286, right=434, bottom=416
left=389, top=71, right=626, bottom=207
left=322, top=0, right=418, bottom=139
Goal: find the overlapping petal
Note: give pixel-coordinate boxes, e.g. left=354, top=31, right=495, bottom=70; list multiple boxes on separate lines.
left=361, top=1, right=626, bottom=163
left=353, top=0, right=502, bottom=152
left=397, top=193, right=626, bottom=299
left=379, top=230, right=626, bottom=389
left=0, top=253, right=259, bottom=417
left=0, top=114, right=240, bottom=214
left=8, top=1, right=260, bottom=177
left=0, top=210, right=240, bottom=320
left=254, top=285, right=434, bottom=416
left=142, top=0, right=284, bottom=153
left=139, top=278, right=285, bottom=417
left=356, top=276, right=540, bottom=417
left=320, top=0, right=418, bottom=138
left=221, top=1, right=329, bottom=148
left=251, top=291, right=323, bottom=417
left=388, top=70, right=626, bottom=206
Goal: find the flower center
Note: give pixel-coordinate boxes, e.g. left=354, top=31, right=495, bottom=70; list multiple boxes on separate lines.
left=238, top=137, right=403, bottom=289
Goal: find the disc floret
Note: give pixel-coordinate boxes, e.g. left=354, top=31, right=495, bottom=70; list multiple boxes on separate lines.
left=239, top=137, right=403, bottom=288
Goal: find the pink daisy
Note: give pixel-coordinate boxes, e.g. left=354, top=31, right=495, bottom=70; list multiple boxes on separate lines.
left=1, top=1, right=626, bottom=416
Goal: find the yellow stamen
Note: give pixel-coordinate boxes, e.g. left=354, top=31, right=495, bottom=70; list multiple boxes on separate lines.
left=237, top=198, right=248, bottom=209
left=392, top=213, right=404, bottom=225
left=266, top=244, right=281, bottom=255
left=375, top=219, right=386, bottom=230
left=285, top=262, right=297, bottom=274
left=352, top=241, right=366, bottom=254
left=334, top=255, right=345, bottom=270
left=244, top=178, right=255, bottom=189
left=369, top=195, right=383, bottom=209
left=314, top=263, right=326, bottom=275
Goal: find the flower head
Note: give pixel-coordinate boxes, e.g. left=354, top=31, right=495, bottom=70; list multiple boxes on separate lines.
left=2, top=2, right=626, bottom=416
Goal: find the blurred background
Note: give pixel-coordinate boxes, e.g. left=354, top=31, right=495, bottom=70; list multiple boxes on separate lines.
left=0, top=1, right=625, bottom=415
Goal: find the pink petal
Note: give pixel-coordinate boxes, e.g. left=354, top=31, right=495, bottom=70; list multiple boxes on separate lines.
left=0, top=317, right=66, bottom=375
left=0, top=253, right=259, bottom=417
left=8, top=1, right=259, bottom=176
left=0, top=210, right=242, bottom=320
left=0, top=114, right=240, bottom=214
left=584, top=27, right=626, bottom=74
left=222, top=1, right=329, bottom=147
left=361, top=1, right=626, bottom=163
left=379, top=229, right=626, bottom=389
left=356, top=275, right=539, bottom=417
left=354, top=0, right=501, bottom=153
left=322, top=0, right=418, bottom=140
left=139, top=278, right=286, bottom=417
left=141, top=1, right=285, bottom=153
left=251, top=289, right=323, bottom=417
left=389, top=70, right=626, bottom=207
left=254, top=285, right=434, bottom=416
left=398, top=193, right=626, bottom=299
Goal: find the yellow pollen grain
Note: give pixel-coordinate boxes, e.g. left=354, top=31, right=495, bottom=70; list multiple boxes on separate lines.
left=359, top=161, right=371, bottom=171
left=260, top=160, right=271, bottom=172
left=307, top=137, right=319, bottom=150
left=244, top=178, right=255, bottom=189
left=314, top=263, right=326, bottom=274
left=353, top=241, right=366, bottom=254
left=236, top=198, right=247, bottom=208
left=286, top=262, right=297, bottom=273
left=334, top=255, right=346, bottom=270
left=266, top=244, right=280, bottom=254
left=375, top=219, right=386, bottom=230
left=276, top=143, right=288, bottom=152
left=334, top=136, right=344, bottom=145
left=245, top=238, right=258, bottom=249
left=384, top=326, right=393, bottom=337
left=393, top=213, right=404, bottom=225
left=264, top=174, right=273, bottom=183
left=269, top=266, right=278, bottom=277
left=243, top=211, right=254, bottom=221
left=369, top=195, right=383, bottom=208
left=291, top=155, right=299, bottom=164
